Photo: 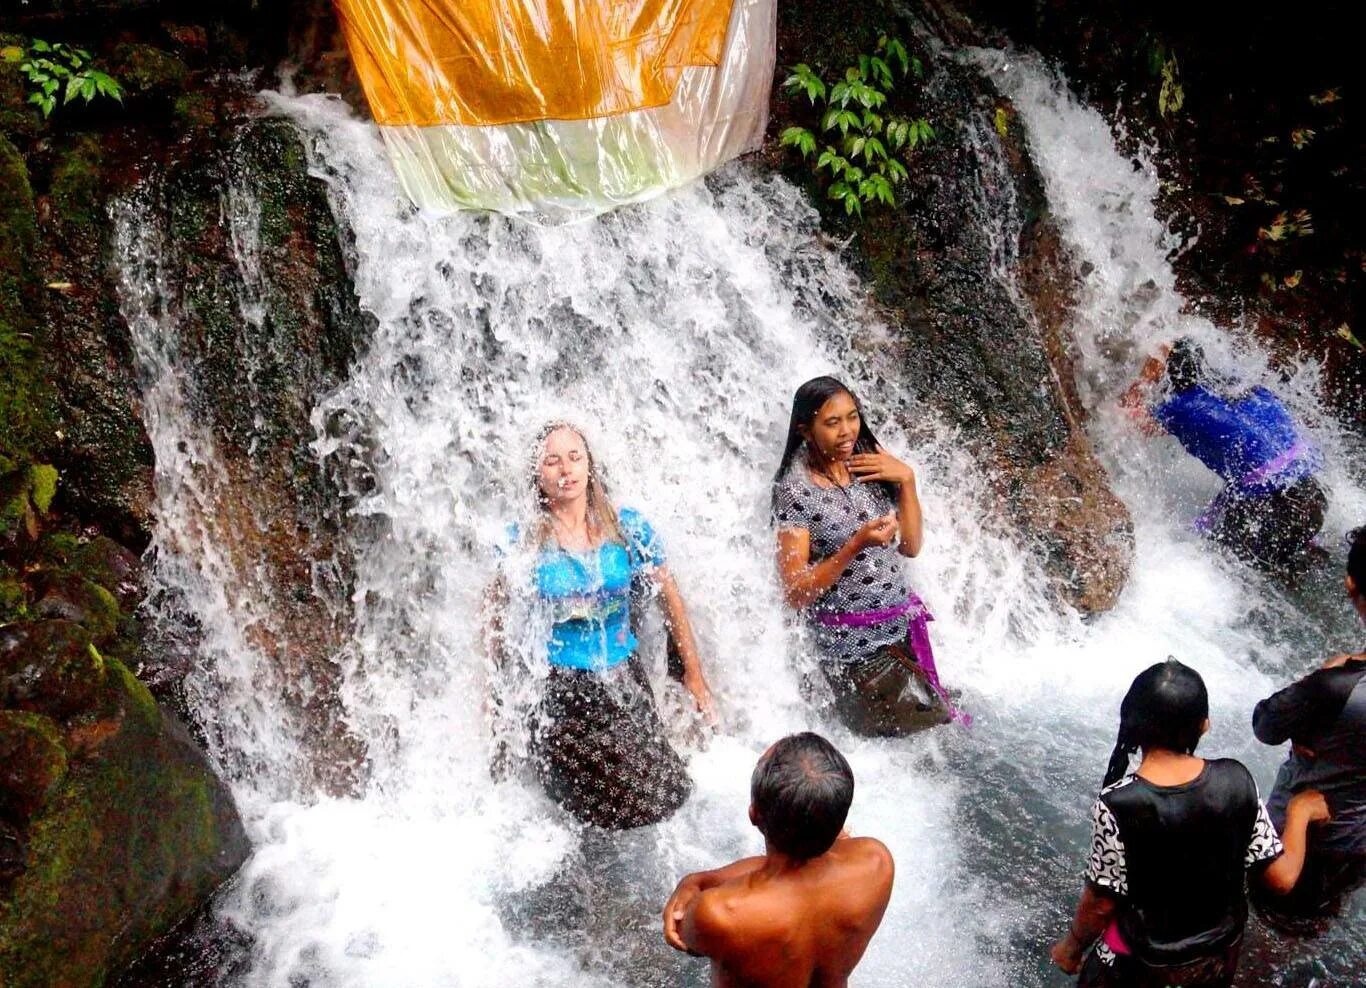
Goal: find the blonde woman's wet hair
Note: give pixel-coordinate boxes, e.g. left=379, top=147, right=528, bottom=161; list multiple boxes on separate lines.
left=526, top=421, right=625, bottom=549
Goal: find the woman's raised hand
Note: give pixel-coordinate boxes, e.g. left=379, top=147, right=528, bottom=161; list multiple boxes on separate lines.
left=854, top=514, right=898, bottom=549
left=848, top=449, right=915, bottom=486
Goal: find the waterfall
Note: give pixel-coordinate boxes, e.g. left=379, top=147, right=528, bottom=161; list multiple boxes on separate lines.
left=115, top=53, right=1363, bottom=987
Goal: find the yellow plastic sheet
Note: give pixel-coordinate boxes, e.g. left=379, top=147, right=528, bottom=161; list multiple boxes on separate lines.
left=335, top=0, right=734, bottom=127
left=334, top=0, right=776, bottom=217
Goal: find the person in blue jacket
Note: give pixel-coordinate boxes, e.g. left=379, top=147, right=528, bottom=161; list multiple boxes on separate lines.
left=484, top=422, right=715, bottom=830
left=1122, top=338, right=1326, bottom=568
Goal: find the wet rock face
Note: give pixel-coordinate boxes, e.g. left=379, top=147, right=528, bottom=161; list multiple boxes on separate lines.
left=773, top=1, right=1133, bottom=611
left=127, top=115, right=376, bottom=793
left=0, top=639, right=249, bottom=988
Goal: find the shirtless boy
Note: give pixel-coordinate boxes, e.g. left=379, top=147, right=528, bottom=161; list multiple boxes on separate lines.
left=662, top=733, right=894, bottom=987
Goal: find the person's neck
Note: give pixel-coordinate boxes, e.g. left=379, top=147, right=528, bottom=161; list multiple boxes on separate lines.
left=547, top=499, right=591, bottom=547
left=806, top=447, right=850, bottom=487
left=1136, top=748, right=1204, bottom=786
left=757, top=843, right=816, bottom=880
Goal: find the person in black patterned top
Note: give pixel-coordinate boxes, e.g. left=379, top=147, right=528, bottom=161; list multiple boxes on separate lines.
left=1051, top=660, right=1331, bottom=987
left=772, top=376, right=955, bottom=736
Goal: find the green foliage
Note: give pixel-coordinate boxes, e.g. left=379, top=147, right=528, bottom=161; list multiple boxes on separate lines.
left=780, top=34, right=932, bottom=218
left=7, top=40, right=122, bottom=119
left=1144, top=39, right=1184, bottom=119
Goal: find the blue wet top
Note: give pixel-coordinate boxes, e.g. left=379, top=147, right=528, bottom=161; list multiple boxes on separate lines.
left=502, top=507, right=664, bottom=670
left=1151, top=385, right=1317, bottom=491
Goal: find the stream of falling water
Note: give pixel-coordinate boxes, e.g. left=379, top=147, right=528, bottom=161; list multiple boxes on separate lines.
left=116, top=51, right=1364, bottom=988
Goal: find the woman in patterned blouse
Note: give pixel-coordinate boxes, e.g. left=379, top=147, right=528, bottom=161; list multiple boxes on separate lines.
left=1051, top=659, right=1330, bottom=987
left=771, top=376, right=955, bottom=735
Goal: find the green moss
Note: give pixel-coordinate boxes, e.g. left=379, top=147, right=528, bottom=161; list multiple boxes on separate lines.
left=110, top=44, right=189, bottom=98
left=0, top=568, right=25, bottom=622
left=40, top=531, right=80, bottom=563
left=0, top=655, right=239, bottom=985
left=172, top=90, right=215, bottom=131
left=47, top=136, right=104, bottom=230
left=0, top=34, right=44, bottom=142
left=27, top=463, right=56, bottom=513
left=0, top=133, right=54, bottom=462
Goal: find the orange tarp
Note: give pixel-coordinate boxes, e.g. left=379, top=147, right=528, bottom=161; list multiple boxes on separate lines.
left=333, top=0, right=736, bottom=128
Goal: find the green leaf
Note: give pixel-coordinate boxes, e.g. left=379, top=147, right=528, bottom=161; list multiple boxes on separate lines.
left=1, top=45, right=23, bottom=63
left=884, top=38, right=910, bottom=76
left=848, top=136, right=866, bottom=160
left=829, top=180, right=852, bottom=201
left=885, top=158, right=908, bottom=182
left=64, top=74, right=82, bottom=105
left=862, top=137, right=886, bottom=163
left=816, top=148, right=847, bottom=175
left=836, top=109, right=861, bottom=136
left=862, top=109, right=883, bottom=133
left=42, top=78, right=59, bottom=96
left=870, top=56, right=893, bottom=89
left=843, top=164, right=865, bottom=184
left=911, top=56, right=924, bottom=78
left=81, top=76, right=97, bottom=101
left=845, top=67, right=862, bottom=83
left=821, top=107, right=841, bottom=132
left=858, top=55, right=872, bottom=81
left=830, top=81, right=852, bottom=108
left=32, top=39, right=52, bottom=53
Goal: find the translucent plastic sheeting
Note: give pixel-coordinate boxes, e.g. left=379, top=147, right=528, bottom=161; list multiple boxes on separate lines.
left=334, top=0, right=776, bottom=218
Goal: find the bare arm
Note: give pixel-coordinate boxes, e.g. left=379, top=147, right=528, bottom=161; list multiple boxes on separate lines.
left=1051, top=883, right=1118, bottom=974
left=776, top=521, right=892, bottom=610
left=1261, top=790, right=1332, bottom=895
left=663, top=856, right=765, bottom=953
left=894, top=473, right=924, bottom=558
left=1119, top=346, right=1172, bottom=431
left=652, top=565, right=716, bottom=723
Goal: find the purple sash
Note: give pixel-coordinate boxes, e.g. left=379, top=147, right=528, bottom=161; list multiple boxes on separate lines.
left=1193, top=440, right=1311, bottom=534
left=814, top=593, right=969, bottom=726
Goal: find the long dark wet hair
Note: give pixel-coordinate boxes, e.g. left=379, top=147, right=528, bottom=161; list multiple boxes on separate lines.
left=772, top=376, right=897, bottom=507
left=1102, top=659, right=1209, bottom=788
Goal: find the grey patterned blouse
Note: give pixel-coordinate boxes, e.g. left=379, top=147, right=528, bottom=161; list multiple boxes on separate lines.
left=772, top=463, right=912, bottom=664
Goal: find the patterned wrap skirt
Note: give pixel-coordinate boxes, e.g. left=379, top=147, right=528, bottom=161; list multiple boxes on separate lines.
left=530, top=655, right=692, bottom=829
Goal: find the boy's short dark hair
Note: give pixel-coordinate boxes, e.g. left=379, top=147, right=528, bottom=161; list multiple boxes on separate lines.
left=751, top=733, right=854, bottom=860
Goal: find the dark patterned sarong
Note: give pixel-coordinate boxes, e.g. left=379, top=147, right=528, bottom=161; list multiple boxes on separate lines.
left=531, top=655, right=692, bottom=829
left=817, top=642, right=950, bottom=737
left=1078, top=937, right=1241, bottom=988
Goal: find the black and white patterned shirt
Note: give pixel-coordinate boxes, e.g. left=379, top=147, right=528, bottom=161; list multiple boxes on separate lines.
left=772, top=464, right=911, bottom=664
left=1083, top=760, right=1283, bottom=966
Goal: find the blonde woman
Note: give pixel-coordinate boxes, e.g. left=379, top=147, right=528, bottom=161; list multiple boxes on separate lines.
left=487, top=422, right=714, bottom=829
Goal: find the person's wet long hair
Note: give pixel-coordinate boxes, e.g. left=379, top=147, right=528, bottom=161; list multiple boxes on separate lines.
left=527, top=422, right=624, bottom=549
left=772, top=376, right=897, bottom=506
left=1102, top=659, right=1209, bottom=788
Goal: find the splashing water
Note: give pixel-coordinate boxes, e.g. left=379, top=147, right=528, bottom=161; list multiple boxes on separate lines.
left=116, top=52, right=1364, bottom=987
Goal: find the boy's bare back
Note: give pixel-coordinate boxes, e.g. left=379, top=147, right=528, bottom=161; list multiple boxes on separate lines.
left=681, top=836, right=894, bottom=988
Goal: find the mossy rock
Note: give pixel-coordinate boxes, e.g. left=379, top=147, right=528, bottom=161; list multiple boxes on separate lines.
left=109, top=43, right=189, bottom=100
left=0, top=463, right=59, bottom=541
left=0, top=620, right=106, bottom=719
left=48, top=135, right=105, bottom=230
left=0, top=570, right=25, bottom=623
left=0, top=710, right=67, bottom=825
left=0, top=133, right=54, bottom=462
left=30, top=573, right=120, bottom=644
left=0, top=656, right=248, bottom=987
left=172, top=90, right=216, bottom=132
left=0, top=35, right=44, bottom=142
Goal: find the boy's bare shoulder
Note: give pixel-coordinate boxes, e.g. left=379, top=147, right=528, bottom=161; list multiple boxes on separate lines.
left=836, top=836, right=895, bottom=874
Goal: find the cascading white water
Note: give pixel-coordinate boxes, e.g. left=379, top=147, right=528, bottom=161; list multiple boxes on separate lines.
left=117, top=50, right=1364, bottom=987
